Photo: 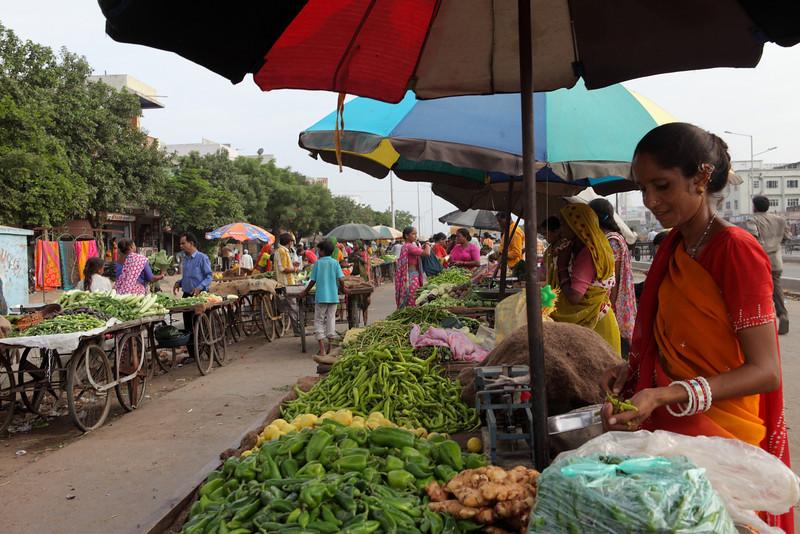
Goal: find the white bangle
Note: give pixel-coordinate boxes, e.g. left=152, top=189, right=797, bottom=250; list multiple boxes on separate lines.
left=666, top=380, right=694, bottom=417
left=693, top=376, right=712, bottom=413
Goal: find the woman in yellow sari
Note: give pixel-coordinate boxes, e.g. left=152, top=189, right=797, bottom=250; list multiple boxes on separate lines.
left=549, top=203, right=621, bottom=355
left=601, top=123, right=791, bottom=532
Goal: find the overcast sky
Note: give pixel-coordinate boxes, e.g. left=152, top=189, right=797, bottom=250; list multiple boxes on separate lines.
left=3, top=2, right=799, bottom=234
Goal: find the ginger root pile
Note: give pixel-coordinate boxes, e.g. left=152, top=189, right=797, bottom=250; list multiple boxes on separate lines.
left=427, top=465, right=539, bottom=533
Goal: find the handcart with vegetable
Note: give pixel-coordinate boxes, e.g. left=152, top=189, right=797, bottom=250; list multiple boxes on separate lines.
left=151, top=292, right=235, bottom=376
left=210, top=277, right=288, bottom=343
left=0, top=291, right=169, bottom=433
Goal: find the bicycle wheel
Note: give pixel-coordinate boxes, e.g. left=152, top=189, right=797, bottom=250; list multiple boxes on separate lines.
left=211, top=309, right=227, bottom=366
left=17, top=348, right=62, bottom=414
left=259, top=294, right=276, bottom=342
left=114, top=332, right=148, bottom=412
left=0, top=351, right=15, bottom=435
left=66, top=343, right=113, bottom=432
left=193, top=313, right=214, bottom=375
left=238, top=295, right=259, bottom=337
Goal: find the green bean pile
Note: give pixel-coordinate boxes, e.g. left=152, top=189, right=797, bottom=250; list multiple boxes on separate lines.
left=342, top=320, right=413, bottom=354
left=282, top=347, right=479, bottom=434
left=419, top=268, right=472, bottom=291
left=385, top=306, right=459, bottom=326
left=14, top=313, right=105, bottom=337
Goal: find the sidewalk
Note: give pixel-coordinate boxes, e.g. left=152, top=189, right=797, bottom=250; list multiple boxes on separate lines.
left=0, top=284, right=396, bottom=534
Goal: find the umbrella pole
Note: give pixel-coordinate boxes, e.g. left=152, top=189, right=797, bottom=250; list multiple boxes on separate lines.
left=518, top=0, right=549, bottom=470
left=498, top=180, right=515, bottom=300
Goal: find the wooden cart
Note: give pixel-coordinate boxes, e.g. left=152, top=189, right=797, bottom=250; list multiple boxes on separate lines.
left=0, top=316, right=161, bottom=434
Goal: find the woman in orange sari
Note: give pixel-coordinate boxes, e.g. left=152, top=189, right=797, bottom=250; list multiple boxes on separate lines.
left=601, top=123, right=792, bottom=532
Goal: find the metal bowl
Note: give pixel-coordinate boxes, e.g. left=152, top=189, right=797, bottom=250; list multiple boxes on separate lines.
left=547, top=404, right=604, bottom=453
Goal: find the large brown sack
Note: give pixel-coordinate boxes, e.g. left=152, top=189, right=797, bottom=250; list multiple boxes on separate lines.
left=459, top=321, right=620, bottom=415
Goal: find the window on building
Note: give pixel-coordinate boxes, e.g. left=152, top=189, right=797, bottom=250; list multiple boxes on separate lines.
left=767, top=180, right=779, bottom=189
left=769, top=198, right=780, bottom=208
left=753, top=179, right=761, bottom=189
left=725, top=201, right=731, bottom=209
left=788, top=180, right=799, bottom=189
left=734, top=200, right=738, bottom=209
left=788, top=198, right=800, bottom=208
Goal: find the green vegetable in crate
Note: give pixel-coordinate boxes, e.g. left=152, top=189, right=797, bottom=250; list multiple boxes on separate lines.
left=282, top=347, right=479, bottom=434
left=14, top=313, right=105, bottom=336
left=181, top=426, right=480, bottom=534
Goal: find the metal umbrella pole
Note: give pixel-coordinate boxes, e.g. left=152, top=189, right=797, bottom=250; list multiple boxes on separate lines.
left=497, top=179, right=514, bottom=300
left=519, top=0, right=549, bottom=470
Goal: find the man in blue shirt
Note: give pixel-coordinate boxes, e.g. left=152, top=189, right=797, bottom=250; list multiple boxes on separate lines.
left=173, top=232, right=212, bottom=297
left=173, top=232, right=212, bottom=361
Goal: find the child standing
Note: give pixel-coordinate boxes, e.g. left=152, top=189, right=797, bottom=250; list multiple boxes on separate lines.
left=299, top=240, right=346, bottom=356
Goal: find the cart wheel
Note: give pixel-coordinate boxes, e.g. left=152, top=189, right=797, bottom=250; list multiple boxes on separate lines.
left=66, top=344, right=112, bottom=432
left=239, top=295, right=259, bottom=337
left=114, top=333, right=148, bottom=412
left=0, top=351, right=15, bottom=435
left=211, top=309, right=227, bottom=366
left=225, top=305, right=240, bottom=344
left=193, top=313, right=214, bottom=375
left=259, top=294, right=276, bottom=342
left=17, top=348, right=62, bottom=415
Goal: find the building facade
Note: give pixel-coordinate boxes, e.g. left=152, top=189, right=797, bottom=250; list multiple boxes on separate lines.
left=721, top=160, right=800, bottom=223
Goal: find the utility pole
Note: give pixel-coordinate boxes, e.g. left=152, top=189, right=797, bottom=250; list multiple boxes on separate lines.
left=430, top=185, right=434, bottom=236
left=416, top=182, right=421, bottom=233
left=390, top=172, right=396, bottom=228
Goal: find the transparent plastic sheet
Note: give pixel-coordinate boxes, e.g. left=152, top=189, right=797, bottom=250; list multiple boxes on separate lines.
left=0, top=318, right=118, bottom=353
left=494, top=291, right=527, bottom=344
left=528, top=453, right=737, bottom=533
left=555, top=430, right=800, bottom=533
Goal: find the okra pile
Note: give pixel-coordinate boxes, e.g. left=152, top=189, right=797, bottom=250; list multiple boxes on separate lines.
left=282, top=348, right=479, bottom=434
left=182, top=422, right=487, bottom=533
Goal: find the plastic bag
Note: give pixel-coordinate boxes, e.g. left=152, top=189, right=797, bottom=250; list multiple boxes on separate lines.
left=494, top=291, right=526, bottom=344
left=556, top=430, right=800, bottom=533
left=528, top=453, right=737, bottom=533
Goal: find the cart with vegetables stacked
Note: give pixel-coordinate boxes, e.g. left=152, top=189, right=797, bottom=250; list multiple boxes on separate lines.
left=0, top=292, right=169, bottom=433
left=151, top=293, right=234, bottom=376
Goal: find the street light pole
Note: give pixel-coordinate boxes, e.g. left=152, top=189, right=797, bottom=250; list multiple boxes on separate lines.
left=416, top=182, right=421, bottom=233
left=390, top=172, right=396, bottom=228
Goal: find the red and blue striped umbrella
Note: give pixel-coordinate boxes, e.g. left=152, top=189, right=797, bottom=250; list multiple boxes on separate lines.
left=205, top=222, right=274, bottom=243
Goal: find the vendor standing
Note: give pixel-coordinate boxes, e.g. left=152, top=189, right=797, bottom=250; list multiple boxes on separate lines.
left=449, top=228, right=481, bottom=269
left=494, top=212, right=525, bottom=273
left=115, top=238, right=163, bottom=294
left=173, top=232, right=212, bottom=360
left=601, top=123, right=791, bottom=532
left=274, top=233, right=302, bottom=335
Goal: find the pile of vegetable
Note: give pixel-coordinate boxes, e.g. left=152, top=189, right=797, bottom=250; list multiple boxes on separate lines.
left=59, top=290, right=167, bottom=321
left=427, top=465, right=539, bottom=532
left=420, top=268, right=472, bottom=290
left=12, top=313, right=106, bottom=337
left=380, top=255, right=397, bottom=263
left=340, top=320, right=413, bottom=353
left=182, top=422, right=487, bottom=534
left=147, top=249, right=174, bottom=275
left=154, top=291, right=220, bottom=309
left=282, top=347, right=479, bottom=434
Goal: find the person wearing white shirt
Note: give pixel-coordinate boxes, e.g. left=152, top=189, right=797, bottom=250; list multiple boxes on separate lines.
left=647, top=229, right=658, bottom=242
left=77, top=257, right=113, bottom=293
left=240, top=249, right=254, bottom=270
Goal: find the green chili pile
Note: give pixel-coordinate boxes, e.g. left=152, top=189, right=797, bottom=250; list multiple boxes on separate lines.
left=182, top=423, right=487, bottom=534
left=282, top=348, right=479, bottom=434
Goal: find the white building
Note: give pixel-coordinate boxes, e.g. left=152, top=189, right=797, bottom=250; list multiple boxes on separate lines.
left=720, top=160, right=800, bottom=222
left=163, top=139, right=241, bottom=160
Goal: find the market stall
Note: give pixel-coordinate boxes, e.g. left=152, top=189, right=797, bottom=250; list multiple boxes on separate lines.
left=209, top=276, right=288, bottom=342
left=0, top=294, right=166, bottom=432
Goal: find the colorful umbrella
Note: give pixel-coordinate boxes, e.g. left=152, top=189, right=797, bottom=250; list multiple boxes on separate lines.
left=205, top=222, right=274, bottom=243
left=301, top=83, right=674, bottom=195
left=100, top=1, right=800, bottom=100
left=371, top=225, right=402, bottom=240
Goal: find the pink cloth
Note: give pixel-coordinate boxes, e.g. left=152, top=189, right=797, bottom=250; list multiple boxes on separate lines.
left=607, top=231, right=637, bottom=339
left=405, top=242, right=424, bottom=269
left=449, top=243, right=479, bottom=264
left=114, top=253, right=149, bottom=295
left=409, top=324, right=489, bottom=362
left=569, top=247, right=596, bottom=294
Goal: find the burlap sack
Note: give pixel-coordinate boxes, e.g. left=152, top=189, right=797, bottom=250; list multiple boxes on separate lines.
left=458, top=321, right=620, bottom=415
left=0, top=315, right=10, bottom=339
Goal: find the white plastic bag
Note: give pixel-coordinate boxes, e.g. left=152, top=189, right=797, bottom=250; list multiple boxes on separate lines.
left=557, top=430, right=800, bottom=533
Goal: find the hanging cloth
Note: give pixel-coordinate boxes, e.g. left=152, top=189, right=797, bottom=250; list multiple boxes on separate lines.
left=58, top=241, right=78, bottom=290
left=35, top=240, right=62, bottom=291
left=75, top=240, right=99, bottom=281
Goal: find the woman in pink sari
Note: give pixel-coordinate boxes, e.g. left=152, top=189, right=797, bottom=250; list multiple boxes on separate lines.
left=114, top=239, right=163, bottom=295
left=394, top=227, right=431, bottom=308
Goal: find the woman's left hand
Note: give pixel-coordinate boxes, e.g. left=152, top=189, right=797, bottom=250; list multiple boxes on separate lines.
left=602, top=387, right=662, bottom=431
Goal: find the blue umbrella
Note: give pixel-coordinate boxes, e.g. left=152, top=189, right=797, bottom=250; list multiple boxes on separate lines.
left=300, top=82, right=676, bottom=196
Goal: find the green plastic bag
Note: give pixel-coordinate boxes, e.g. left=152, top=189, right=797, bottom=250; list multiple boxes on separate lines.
left=528, top=454, right=736, bottom=533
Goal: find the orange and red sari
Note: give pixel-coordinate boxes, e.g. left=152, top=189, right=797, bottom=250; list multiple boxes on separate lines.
left=628, top=226, right=792, bottom=532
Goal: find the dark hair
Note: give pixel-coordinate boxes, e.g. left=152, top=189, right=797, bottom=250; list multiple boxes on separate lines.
left=279, top=233, right=293, bottom=246
left=432, top=232, right=447, bottom=242
left=457, top=228, right=471, bottom=240
left=634, top=122, right=731, bottom=194
left=653, top=231, right=669, bottom=247
left=117, top=238, right=135, bottom=255
left=753, top=195, right=770, bottom=213
left=319, top=239, right=335, bottom=257
left=402, top=226, right=416, bottom=239
left=495, top=211, right=508, bottom=222
left=538, top=216, right=561, bottom=232
left=588, top=198, right=622, bottom=233
left=180, top=232, right=199, bottom=246
left=83, top=257, right=105, bottom=292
